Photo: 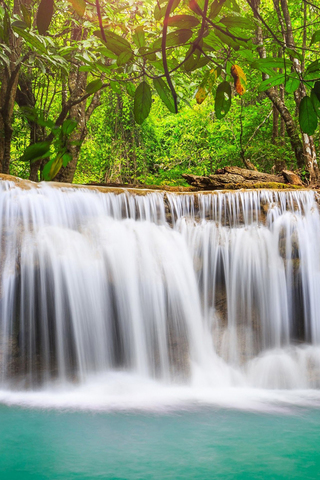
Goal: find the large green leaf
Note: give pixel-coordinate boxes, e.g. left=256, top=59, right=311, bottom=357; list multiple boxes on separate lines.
left=214, top=29, right=240, bottom=50
left=153, top=29, right=193, bottom=50
left=13, top=27, right=47, bottom=54
left=21, top=5, right=32, bottom=28
left=189, top=0, right=205, bottom=15
left=69, top=0, right=86, bottom=17
left=258, top=74, right=285, bottom=92
left=220, top=15, right=255, bottom=30
left=215, top=81, right=231, bottom=119
left=168, top=15, right=200, bottom=29
left=299, top=96, right=318, bottom=135
left=132, top=27, right=145, bottom=48
left=62, top=119, right=77, bottom=135
left=11, top=20, right=28, bottom=30
left=311, top=90, right=320, bottom=118
left=3, top=11, right=10, bottom=44
left=153, top=78, right=176, bottom=113
left=36, top=0, right=54, bottom=35
left=306, top=60, right=320, bottom=76
left=42, top=155, right=63, bottom=180
left=313, top=81, right=320, bottom=102
left=117, top=50, right=133, bottom=66
left=251, top=57, right=293, bottom=73
left=20, top=141, right=51, bottom=163
left=284, top=74, right=300, bottom=94
left=209, top=0, right=227, bottom=19
left=134, top=81, right=152, bottom=125
left=139, top=47, right=157, bottom=61
left=86, top=79, right=103, bottom=94
left=183, top=45, right=201, bottom=72
left=94, top=30, right=132, bottom=56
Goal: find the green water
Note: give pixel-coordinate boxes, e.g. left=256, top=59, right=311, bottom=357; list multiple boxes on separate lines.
left=0, top=406, right=319, bottom=479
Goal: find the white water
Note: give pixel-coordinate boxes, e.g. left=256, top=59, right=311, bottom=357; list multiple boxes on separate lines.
left=1, top=180, right=320, bottom=411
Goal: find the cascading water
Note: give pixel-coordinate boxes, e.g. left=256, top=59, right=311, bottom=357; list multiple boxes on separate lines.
left=1, top=178, right=320, bottom=409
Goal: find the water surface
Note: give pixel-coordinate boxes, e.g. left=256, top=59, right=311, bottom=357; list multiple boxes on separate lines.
left=0, top=406, right=319, bottom=479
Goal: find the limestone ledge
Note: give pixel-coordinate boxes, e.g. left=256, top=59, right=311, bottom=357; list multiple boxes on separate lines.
left=0, top=173, right=313, bottom=196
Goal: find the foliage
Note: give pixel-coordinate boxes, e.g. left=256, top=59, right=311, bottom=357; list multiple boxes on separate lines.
left=1, top=0, right=320, bottom=184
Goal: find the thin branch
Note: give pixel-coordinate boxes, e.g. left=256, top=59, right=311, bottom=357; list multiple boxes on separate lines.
left=96, top=0, right=107, bottom=43
left=162, top=0, right=179, bottom=113
left=245, top=110, right=273, bottom=147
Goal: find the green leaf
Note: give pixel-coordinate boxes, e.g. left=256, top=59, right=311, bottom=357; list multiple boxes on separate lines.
left=258, top=74, right=285, bottom=92
left=251, top=57, right=293, bottom=73
left=98, top=46, right=118, bottom=60
left=220, top=15, right=255, bottom=30
left=284, top=74, right=300, bottom=94
left=36, top=0, right=54, bottom=36
left=68, top=0, right=86, bottom=17
left=311, top=30, right=320, bottom=46
left=94, top=30, right=132, bottom=56
left=154, top=0, right=180, bottom=20
left=86, top=79, right=103, bottom=94
left=21, top=5, right=32, bottom=28
left=306, top=60, right=320, bottom=76
left=299, top=96, right=318, bottom=135
left=189, top=0, right=204, bottom=15
left=153, top=29, right=193, bottom=50
left=13, top=27, right=47, bottom=54
left=79, top=65, right=94, bottom=72
left=215, top=81, right=231, bottom=119
left=117, top=50, right=133, bottom=66
left=213, top=29, right=240, bottom=50
left=20, top=141, right=51, bottom=163
left=126, top=82, right=136, bottom=97
left=153, top=78, right=176, bottom=113
left=42, top=155, right=63, bottom=181
left=167, top=15, right=200, bottom=29
left=11, top=20, right=28, bottom=30
left=3, top=11, right=10, bottom=44
left=132, top=26, right=145, bottom=48
left=139, top=47, right=157, bottom=61
left=209, top=0, right=227, bottom=19
left=313, top=81, right=320, bottom=102
left=134, top=81, right=152, bottom=124
left=225, top=0, right=240, bottom=13
left=110, top=81, right=122, bottom=94
left=62, top=153, right=72, bottom=167
left=183, top=45, right=201, bottom=72
left=62, top=119, right=77, bottom=135
left=311, top=90, right=320, bottom=118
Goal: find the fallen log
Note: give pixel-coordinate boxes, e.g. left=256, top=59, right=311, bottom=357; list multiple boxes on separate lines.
left=182, top=167, right=304, bottom=190
left=282, top=170, right=304, bottom=186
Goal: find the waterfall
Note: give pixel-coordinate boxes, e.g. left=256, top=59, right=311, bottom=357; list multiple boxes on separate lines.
left=1, top=179, right=320, bottom=395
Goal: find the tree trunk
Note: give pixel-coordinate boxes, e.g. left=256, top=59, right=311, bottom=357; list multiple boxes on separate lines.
left=53, top=26, right=102, bottom=183
left=0, top=0, right=27, bottom=173
left=279, top=0, right=318, bottom=181
left=251, top=0, right=305, bottom=170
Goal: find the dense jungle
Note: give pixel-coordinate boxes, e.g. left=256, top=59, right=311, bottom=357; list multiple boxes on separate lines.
left=1, top=0, right=320, bottom=186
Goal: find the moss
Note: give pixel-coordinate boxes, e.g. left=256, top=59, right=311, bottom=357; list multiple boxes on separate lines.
left=250, top=182, right=305, bottom=190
